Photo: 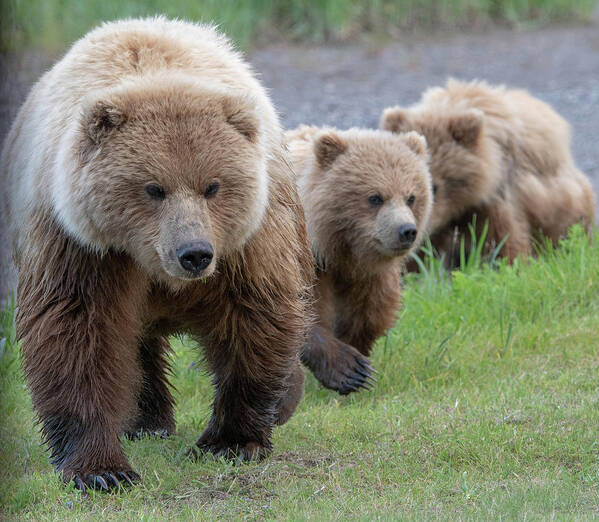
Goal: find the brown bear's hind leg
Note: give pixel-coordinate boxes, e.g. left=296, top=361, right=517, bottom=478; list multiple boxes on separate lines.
left=275, top=357, right=305, bottom=425
left=189, top=280, right=306, bottom=462
left=125, top=336, right=176, bottom=439
left=301, top=326, right=375, bottom=395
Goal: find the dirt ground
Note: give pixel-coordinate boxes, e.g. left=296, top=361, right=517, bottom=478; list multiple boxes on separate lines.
left=252, top=24, right=599, bottom=195
left=1, top=23, right=598, bottom=300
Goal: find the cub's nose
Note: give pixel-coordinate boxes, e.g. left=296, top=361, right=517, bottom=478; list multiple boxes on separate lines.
left=398, top=223, right=418, bottom=248
left=177, top=241, right=214, bottom=273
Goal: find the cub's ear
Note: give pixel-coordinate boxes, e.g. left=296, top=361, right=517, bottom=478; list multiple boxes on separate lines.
left=222, top=95, right=259, bottom=143
left=83, top=99, right=126, bottom=146
left=314, top=131, right=348, bottom=169
left=380, top=106, right=410, bottom=133
left=448, top=109, right=484, bottom=148
left=401, top=131, right=428, bottom=158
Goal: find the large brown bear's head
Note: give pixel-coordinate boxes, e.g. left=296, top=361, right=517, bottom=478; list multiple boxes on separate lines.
left=300, top=128, right=432, bottom=270
left=381, top=105, right=497, bottom=234
left=52, top=76, right=269, bottom=286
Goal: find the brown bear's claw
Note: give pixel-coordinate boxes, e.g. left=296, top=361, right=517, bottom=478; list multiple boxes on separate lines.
left=189, top=440, right=270, bottom=463
left=125, top=428, right=171, bottom=440
left=71, top=470, right=140, bottom=492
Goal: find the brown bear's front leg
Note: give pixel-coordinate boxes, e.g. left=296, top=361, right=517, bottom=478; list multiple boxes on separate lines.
left=17, top=229, right=146, bottom=491
left=189, top=283, right=306, bottom=462
left=125, top=336, right=176, bottom=439
left=333, top=270, right=402, bottom=356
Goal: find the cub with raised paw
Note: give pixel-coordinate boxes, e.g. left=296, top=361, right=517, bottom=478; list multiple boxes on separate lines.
left=286, top=125, right=433, bottom=394
left=1, top=18, right=312, bottom=492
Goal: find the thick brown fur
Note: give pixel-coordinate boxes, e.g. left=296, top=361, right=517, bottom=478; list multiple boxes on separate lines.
left=286, top=125, right=432, bottom=394
left=381, top=79, right=596, bottom=268
left=2, top=18, right=312, bottom=491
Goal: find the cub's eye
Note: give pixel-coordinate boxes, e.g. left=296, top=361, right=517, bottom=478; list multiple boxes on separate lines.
left=407, top=194, right=416, bottom=207
left=145, top=184, right=166, bottom=200
left=368, top=194, right=384, bottom=207
left=204, top=181, right=220, bottom=198
left=433, top=184, right=438, bottom=195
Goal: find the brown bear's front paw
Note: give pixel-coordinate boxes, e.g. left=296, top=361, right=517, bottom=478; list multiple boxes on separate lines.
left=303, top=331, right=377, bottom=395
left=189, top=439, right=270, bottom=463
left=67, top=469, right=141, bottom=492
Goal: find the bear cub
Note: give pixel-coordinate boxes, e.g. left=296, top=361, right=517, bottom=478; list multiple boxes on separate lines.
left=286, top=125, right=432, bottom=394
left=381, top=79, right=596, bottom=267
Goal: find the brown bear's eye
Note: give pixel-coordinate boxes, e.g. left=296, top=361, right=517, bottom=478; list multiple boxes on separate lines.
left=433, top=184, right=438, bottom=195
left=204, top=181, right=220, bottom=198
left=145, top=184, right=166, bottom=200
left=368, top=194, right=384, bottom=207
left=407, top=194, right=416, bottom=207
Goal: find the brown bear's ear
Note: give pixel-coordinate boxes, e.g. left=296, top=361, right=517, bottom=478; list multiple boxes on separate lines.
left=83, top=99, right=126, bottom=146
left=222, top=95, right=259, bottom=143
left=381, top=106, right=409, bottom=133
left=401, top=131, right=428, bottom=158
left=314, top=132, right=348, bottom=169
left=448, top=109, right=484, bottom=148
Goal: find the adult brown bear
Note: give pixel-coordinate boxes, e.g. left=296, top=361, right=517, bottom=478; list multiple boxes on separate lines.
left=0, top=18, right=312, bottom=491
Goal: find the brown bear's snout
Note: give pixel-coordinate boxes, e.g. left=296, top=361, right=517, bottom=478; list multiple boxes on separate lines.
left=177, top=240, right=214, bottom=274
left=398, top=223, right=418, bottom=249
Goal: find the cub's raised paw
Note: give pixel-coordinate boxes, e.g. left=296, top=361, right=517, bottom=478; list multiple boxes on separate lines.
left=302, top=327, right=377, bottom=395
left=188, top=439, right=270, bottom=464
left=69, top=469, right=141, bottom=492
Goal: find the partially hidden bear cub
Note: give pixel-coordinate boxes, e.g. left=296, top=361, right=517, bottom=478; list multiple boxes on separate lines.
left=286, top=126, right=432, bottom=394
left=0, top=18, right=313, bottom=491
left=381, top=79, right=596, bottom=267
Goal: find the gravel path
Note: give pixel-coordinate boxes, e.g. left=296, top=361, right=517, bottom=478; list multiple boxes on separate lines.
left=1, top=24, right=598, bottom=301
left=252, top=24, right=599, bottom=194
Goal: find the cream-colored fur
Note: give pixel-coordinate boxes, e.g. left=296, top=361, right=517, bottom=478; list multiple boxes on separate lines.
left=1, top=17, right=277, bottom=260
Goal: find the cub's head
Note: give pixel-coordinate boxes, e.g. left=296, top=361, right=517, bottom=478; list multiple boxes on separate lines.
left=381, top=106, right=494, bottom=233
left=301, top=128, right=432, bottom=268
left=53, top=77, right=269, bottom=286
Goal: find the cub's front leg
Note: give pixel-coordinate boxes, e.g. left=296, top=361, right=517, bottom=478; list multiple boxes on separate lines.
left=334, top=270, right=402, bottom=357
left=300, top=270, right=376, bottom=395
left=17, top=228, right=147, bottom=491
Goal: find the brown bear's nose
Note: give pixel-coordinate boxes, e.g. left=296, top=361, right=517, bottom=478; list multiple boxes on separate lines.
left=177, top=241, right=214, bottom=273
left=398, top=224, right=417, bottom=248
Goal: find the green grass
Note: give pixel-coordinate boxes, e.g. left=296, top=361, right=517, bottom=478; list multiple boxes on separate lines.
left=1, top=225, right=599, bottom=519
left=1, top=0, right=596, bottom=51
